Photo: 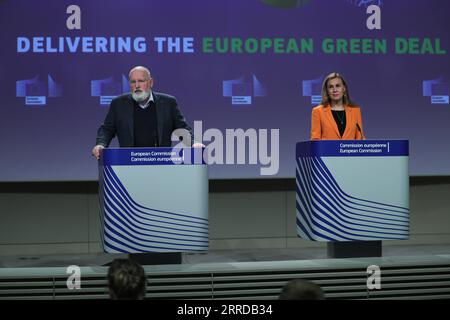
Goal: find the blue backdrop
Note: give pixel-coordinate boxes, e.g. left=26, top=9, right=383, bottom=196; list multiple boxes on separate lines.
left=0, top=0, right=449, bottom=181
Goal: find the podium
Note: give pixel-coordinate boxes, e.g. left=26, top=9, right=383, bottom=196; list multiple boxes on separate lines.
left=295, top=140, right=409, bottom=258
left=99, top=147, right=209, bottom=254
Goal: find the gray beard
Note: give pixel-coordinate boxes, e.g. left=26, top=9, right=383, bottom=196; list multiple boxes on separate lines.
left=131, top=90, right=150, bottom=103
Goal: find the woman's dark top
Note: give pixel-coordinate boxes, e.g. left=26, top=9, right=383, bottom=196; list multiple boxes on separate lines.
left=331, top=110, right=346, bottom=137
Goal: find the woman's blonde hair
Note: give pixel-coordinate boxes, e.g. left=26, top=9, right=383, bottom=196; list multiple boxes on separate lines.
left=320, top=72, right=355, bottom=106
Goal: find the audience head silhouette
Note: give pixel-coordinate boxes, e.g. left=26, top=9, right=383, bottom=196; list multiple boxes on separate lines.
left=279, top=279, right=325, bottom=300
left=107, top=258, right=147, bottom=300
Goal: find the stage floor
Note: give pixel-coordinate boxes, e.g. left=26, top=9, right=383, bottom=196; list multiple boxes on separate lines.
left=1, top=243, right=450, bottom=268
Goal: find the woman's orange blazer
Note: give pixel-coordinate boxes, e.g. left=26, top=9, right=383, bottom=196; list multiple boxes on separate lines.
left=310, top=104, right=364, bottom=140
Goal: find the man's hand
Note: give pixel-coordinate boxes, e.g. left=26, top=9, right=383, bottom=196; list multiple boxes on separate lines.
left=92, top=145, right=105, bottom=160
left=192, top=143, right=205, bottom=148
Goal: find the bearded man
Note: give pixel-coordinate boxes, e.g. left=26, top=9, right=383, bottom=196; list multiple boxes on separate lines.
left=92, top=66, right=198, bottom=159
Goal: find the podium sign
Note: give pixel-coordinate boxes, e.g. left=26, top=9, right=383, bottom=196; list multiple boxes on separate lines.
left=296, top=140, right=409, bottom=242
left=99, top=148, right=209, bottom=253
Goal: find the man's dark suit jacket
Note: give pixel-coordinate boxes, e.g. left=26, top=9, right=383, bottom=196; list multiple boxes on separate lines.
left=96, top=91, right=193, bottom=148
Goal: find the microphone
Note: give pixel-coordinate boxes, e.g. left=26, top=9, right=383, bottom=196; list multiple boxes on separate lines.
left=356, top=123, right=365, bottom=140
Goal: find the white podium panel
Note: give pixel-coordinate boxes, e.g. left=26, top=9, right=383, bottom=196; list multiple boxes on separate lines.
left=296, top=140, right=409, bottom=241
left=99, top=148, right=208, bottom=253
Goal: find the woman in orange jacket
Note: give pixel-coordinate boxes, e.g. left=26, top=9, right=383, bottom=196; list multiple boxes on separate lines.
left=310, top=73, right=365, bottom=140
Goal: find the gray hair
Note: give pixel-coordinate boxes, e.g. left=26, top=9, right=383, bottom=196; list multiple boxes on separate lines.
left=129, top=66, right=151, bottom=80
